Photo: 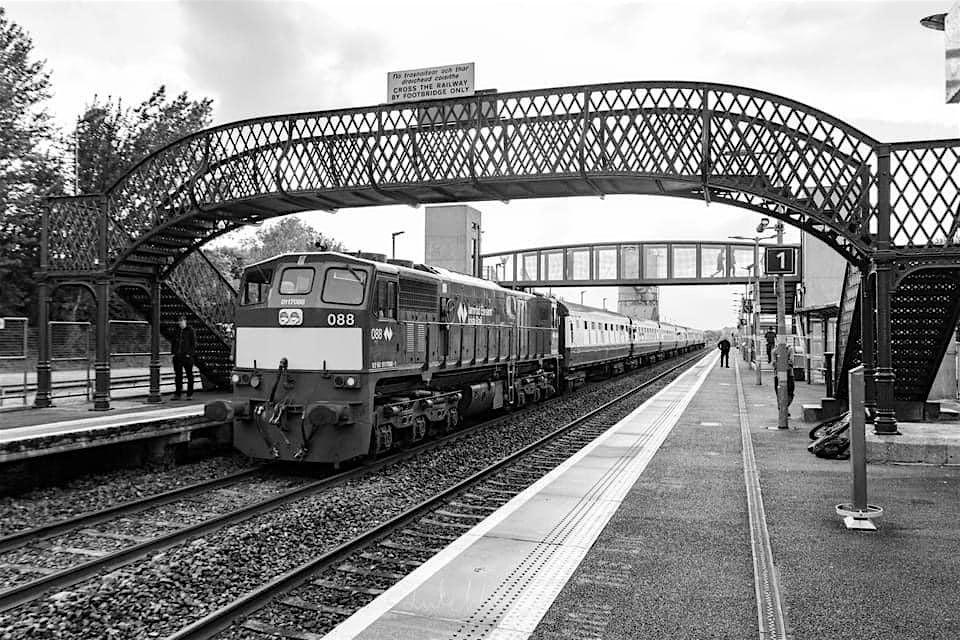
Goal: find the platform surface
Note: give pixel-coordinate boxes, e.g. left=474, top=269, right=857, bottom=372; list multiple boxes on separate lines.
left=322, top=349, right=960, bottom=640
left=0, top=391, right=230, bottom=463
left=324, top=353, right=717, bottom=640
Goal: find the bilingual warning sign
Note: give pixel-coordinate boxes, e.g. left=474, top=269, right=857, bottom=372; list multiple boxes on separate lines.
left=387, top=63, right=475, bottom=104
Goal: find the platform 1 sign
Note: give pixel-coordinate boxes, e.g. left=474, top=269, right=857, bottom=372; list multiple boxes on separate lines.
left=387, top=63, right=475, bottom=104
left=764, top=247, right=796, bottom=275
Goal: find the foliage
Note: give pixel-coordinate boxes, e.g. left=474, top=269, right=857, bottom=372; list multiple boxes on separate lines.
left=0, top=8, right=66, bottom=319
left=75, top=86, right=213, bottom=193
left=206, top=217, right=348, bottom=288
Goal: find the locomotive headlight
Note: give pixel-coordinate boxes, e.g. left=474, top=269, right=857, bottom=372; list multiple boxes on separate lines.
left=346, top=376, right=356, bottom=387
left=250, top=374, right=262, bottom=389
left=231, top=373, right=240, bottom=384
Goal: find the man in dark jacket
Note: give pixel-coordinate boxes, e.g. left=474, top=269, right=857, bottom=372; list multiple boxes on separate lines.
left=717, top=336, right=731, bottom=368
left=764, top=327, right=777, bottom=364
left=171, top=315, right=196, bottom=400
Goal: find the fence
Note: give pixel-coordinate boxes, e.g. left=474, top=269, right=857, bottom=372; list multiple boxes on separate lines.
left=50, top=321, right=92, bottom=401
left=108, top=320, right=174, bottom=393
left=0, top=320, right=180, bottom=406
left=0, top=318, right=28, bottom=406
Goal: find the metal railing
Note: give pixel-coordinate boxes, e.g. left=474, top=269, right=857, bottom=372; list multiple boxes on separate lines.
left=0, top=317, right=28, bottom=407
left=49, top=321, right=93, bottom=401
left=0, top=320, right=185, bottom=408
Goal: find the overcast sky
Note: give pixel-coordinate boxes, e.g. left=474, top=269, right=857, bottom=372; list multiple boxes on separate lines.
left=8, top=0, right=958, bottom=329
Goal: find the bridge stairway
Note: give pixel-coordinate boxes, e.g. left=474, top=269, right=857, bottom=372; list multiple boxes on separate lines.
left=115, top=251, right=236, bottom=390
left=831, top=263, right=960, bottom=414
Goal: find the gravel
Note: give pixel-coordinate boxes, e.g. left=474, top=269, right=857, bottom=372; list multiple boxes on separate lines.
left=0, top=354, right=701, bottom=640
left=0, top=454, right=256, bottom=537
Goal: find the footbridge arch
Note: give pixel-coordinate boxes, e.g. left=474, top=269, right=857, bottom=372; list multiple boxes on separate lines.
left=38, top=81, right=960, bottom=428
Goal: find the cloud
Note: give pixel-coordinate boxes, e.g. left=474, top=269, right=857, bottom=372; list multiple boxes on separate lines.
left=179, top=1, right=386, bottom=123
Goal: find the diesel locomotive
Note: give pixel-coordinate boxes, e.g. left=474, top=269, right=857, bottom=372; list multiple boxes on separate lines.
left=205, top=251, right=704, bottom=464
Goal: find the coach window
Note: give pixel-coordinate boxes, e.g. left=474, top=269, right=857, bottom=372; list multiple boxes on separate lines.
left=241, top=268, right=273, bottom=305
left=375, top=278, right=397, bottom=319
left=322, top=268, right=368, bottom=305
left=279, top=267, right=315, bottom=295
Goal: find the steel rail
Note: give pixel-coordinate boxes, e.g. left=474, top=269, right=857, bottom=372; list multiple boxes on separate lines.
left=0, top=348, right=701, bottom=617
left=165, top=350, right=707, bottom=640
left=0, top=410, right=526, bottom=616
left=0, top=466, right=263, bottom=555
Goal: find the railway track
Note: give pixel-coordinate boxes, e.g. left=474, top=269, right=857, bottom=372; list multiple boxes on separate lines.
left=167, top=351, right=707, bottom=640
left=0, top=349, right=703, bottom=636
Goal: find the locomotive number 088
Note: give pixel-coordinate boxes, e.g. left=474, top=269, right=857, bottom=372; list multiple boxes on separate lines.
left=326, top=313, right=355, bottom=326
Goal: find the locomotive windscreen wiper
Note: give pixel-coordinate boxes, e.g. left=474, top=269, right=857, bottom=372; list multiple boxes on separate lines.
left=345, top=265, right=365, bottom=284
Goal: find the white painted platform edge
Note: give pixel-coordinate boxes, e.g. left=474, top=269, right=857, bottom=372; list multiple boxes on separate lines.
left=324, top=352, right=718, bottom=640
left=0, top=405, right=203, bottom=444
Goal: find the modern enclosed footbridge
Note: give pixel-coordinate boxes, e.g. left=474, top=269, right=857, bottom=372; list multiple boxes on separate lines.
left=37, top=81, right=960, bottom=433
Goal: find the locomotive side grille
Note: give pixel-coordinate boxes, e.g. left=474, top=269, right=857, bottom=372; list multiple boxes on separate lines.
left=399, top=277, right=438, bottom=312
left=406, top=323, right=415, bottom=350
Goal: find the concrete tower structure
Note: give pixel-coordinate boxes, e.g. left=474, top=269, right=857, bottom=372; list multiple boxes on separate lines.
left=618, top=286, right=660, bottom=321
left=424, top=205, right=482, bottom=276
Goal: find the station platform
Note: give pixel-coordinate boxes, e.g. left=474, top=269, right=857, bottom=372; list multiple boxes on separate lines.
left=323, top=350, right=960, bottom=640
left=0, top=391, right=230, bottom=463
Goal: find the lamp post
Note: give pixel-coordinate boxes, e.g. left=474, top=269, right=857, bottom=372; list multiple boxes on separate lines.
left=580, top=290, right=585, bottom=304
left=730, top=231, right=777, bottom=386
left=391, top=231, right=405, bottom=260
left=602, top=297, right=607, bottom=310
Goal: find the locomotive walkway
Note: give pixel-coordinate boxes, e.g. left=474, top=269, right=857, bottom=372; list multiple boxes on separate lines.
left=322, top=350, right=960, bottom=640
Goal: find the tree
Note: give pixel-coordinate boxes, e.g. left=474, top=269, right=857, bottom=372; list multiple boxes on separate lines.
left=241, top=217, right=347, bottom=264
left=0, top=8, right=66, bottom=318
left=75, top=86, right=213, bottom=193
left=60, top=87, right=215, bottom=320
left=206, top=217, right=349, bottom=289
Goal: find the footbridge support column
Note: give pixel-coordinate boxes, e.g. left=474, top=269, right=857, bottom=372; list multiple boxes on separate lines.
left=147, top=274, right=162, bottom=404
left=34, top=279, right=53, bottom=408
left=859, top=267, right=877, bottom=417
left=92, top=278, right=112, bottom=411
left=873, top=260, right=898, bottom=434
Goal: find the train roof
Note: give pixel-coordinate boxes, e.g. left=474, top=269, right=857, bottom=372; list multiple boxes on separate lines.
left=244, top=251, right=536, bottom=298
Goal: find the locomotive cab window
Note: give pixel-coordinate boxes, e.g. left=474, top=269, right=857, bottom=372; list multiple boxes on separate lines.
left=322, top=268, right=367, bottom=305
left=241, top=268, right=273, bottom=305
left=375, top=278, right=397, bottom=319
left=279, top=267, right=315, bottom=295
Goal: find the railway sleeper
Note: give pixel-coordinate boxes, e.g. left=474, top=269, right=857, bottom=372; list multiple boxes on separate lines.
left=242, top=620, right=326, bottom=640
left=446, top=501, right=497, bottom=513
left=281, top=596, right=356, bottom=617
left=418, top=517, right=475, bottom=531
left=434, top=508, right=487, bottom=520
left=359, top=552, right=423, bottom=568
left=311, top=579, right=385, bottom=596
left=401, top=527, right=458, bottom=542
left=335, top=564, right=407, bottom=581
left=378, top=539, right=442, bottom=554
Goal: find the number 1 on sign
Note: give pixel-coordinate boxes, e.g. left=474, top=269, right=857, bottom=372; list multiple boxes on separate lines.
left=777, top=251, right=785, bottom=269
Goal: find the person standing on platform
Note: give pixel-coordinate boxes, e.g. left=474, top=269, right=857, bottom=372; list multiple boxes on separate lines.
left=171, top=315, right=196, bottom=400
left=717, top=336, right=731, bottom=368
left=773, top=342, right=796, bottom=413
left=764, top=327, right=777, bottom=364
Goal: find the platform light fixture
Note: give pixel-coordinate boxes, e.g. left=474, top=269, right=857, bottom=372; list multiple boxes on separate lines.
left=391, top=231, right=405, bottom=259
